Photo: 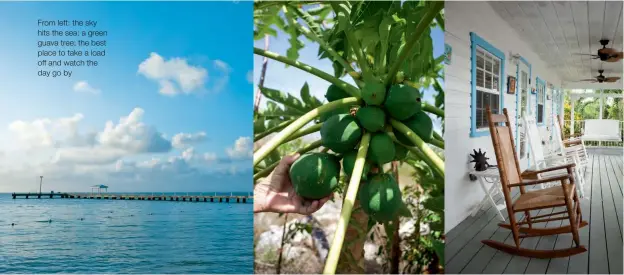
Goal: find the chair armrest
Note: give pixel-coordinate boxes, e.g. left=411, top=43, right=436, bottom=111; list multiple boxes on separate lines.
left=509, top=174, right=571, bottom=187
left=522, top=163, right=576, bottom=177
left=564, top=139, right=583, bottom=146
left=564, top=133, right=583, bottom=139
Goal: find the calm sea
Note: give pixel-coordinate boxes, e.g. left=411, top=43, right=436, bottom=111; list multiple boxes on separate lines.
left=0, top=193, right=253, bottom=273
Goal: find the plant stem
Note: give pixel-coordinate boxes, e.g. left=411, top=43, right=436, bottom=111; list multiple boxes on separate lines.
left=254, top=48, right=360, bottom=98
left=433, top=131, right=444, bottom=142
left=423, top=103, right=444, bottom=117
left=276, top=213, right=288, bottom=274
left=390, top=119, right=444, bottom=177
left=253, top=140, right=322, bottom=181
left=254, top=97, right=360, bottom=166
left=406, top=147, right=443, bottom=179
left=283, top=123, right=322, bottom=144
left=384, top=2, right=444, bottom=86
left=254, top=35, right=270, bottom=113
left=254, top=118, right=295, bottom=142
left=285, top=6, right=361, bottom=87
left=323, top=133, right=371, bottom=274
left=429, top=138, right=445, bottom=149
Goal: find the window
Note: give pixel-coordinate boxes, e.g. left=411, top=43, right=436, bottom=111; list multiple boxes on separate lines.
left=536, top=78, right=546, bottom=124
left=470, top=32, right=505, bottom=137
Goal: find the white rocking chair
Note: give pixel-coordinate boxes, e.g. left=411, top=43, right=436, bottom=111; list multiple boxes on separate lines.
left=552, top=114, right=589, bottom=173
left=524, top=114, right=586, bottom=198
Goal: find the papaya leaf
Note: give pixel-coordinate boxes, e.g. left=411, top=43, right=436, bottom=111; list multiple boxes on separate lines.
left=283, top=7, right=305, bottom=62
left=299, top=82, right=323, bottom=110
left=260, top=87, right=307, bottom=113
left=398, top=201, right=413, bottom=218
left=422, top=195, right=444, bottom=214
left=432, top=239, right=445, bottom=264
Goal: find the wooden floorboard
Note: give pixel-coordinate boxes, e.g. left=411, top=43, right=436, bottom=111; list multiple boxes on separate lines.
left=567, top=154, right=594, bottom=274
left=600, top=156, right=623, bottom=274
left=444, top=187, right=520, bottom=265
left=446, top=153, right=623, bottom=274
left=588, top=155, right=610, bottom=274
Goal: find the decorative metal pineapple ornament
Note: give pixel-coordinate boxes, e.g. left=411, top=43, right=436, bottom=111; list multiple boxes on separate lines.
left=469, top=149, right=490, bottom=171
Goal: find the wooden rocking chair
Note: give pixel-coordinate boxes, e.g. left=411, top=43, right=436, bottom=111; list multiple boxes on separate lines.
left=482, top=107, right=587, bottom=258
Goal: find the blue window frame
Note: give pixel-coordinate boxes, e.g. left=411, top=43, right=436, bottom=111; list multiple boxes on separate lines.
left=470, top=32, right=505, bottom=137
left=535, top=77, right=546, bottom=125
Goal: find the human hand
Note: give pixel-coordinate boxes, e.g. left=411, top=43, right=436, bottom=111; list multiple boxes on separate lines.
left=254, top=153, right=333, bottom=215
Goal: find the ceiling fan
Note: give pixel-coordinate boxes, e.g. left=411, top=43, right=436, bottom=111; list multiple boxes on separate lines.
left=573, top=39, right=623, bottom=62
left=577, top=69, right=620, bottom=83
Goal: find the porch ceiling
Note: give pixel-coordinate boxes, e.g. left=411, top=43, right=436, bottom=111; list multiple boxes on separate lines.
left=490, top=1, right=623, bottom=87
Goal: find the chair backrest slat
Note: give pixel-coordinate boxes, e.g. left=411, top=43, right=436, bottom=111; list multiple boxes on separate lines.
left=553, top=114, right=566, bottom=154
left=524, top=114, right=545, bottom=165
left=486, top=107, right=522, bottom=188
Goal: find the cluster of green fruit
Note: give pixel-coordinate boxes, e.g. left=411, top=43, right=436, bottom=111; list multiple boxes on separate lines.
left=288, top=79, right=433, bottom=222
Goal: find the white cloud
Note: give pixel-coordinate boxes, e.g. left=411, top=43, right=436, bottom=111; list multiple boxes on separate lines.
left=138, top=52, right=208, bottom=96
left=52, top=147, right=125, bottom=165
left=226, top=136, right=252, bottom=159
left=203, top=152, right=217, bottom=162
left=73, top=81, right=100, bottom=95
left=172, top=132, right=207, bottom=149
left=98, top=108, right=172, bottom=153
left=8, top=113, right=92, bottom=148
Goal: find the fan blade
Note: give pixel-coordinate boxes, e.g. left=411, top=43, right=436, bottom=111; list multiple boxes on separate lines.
left=577, top=79, right=598, bottom=82
left=606, top=52, right=623, bottom=62
left=605, top=77, right=620, bottom=82
left=572, top=53, right=598, bottom=56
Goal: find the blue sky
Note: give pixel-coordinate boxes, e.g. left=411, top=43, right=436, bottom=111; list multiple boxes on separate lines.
left=253, top=24, right=445, bottom=135
left=0, top=2, right=253, bottom=192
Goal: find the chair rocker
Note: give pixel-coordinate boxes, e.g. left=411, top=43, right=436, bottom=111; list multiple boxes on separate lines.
left=524, top=114, right=586, bottom=198
left=554, top=114, right=589, bottom=171
left=482, top=107, right=587, bottom=258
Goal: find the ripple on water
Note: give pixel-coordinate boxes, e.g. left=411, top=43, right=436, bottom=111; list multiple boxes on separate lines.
left=0, top=194, right=253, bottom=273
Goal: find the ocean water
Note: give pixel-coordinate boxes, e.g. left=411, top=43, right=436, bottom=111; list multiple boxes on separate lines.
left=0, top=193, right=253, bottom=273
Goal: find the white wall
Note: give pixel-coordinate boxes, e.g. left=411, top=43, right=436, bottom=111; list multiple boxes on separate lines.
left=444, top=1, right=563, bottom=233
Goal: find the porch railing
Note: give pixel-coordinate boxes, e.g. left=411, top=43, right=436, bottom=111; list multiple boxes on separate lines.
left=563, top=120, right=624, bottom=148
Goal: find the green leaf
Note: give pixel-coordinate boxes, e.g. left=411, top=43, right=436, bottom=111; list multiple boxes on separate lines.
left=283, top=6, right=305, bottom=62
left=432, top=239, right=445, bottom=264
left=260, top=87, right=307, bottom=113
left=299, top=82, right=323, bottom=109
left=423, top=195, right=444, bottom=214
left=398, top=201, right=413, bottom=218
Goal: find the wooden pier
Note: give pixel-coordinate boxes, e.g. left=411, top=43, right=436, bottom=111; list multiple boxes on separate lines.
left=11, top=192, right=252, bottom=203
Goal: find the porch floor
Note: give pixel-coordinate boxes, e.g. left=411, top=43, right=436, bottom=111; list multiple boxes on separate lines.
left=445, top=153, right=623, bottom=274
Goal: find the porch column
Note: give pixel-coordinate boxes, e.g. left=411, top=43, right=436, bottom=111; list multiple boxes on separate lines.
left=570, top=98, right=575, bottom=136
left=598, top=89, right=603, bottom=119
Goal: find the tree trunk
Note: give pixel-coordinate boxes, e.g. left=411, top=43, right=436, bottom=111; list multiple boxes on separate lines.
left=390, top=161, right=401, bottom=274
left=254, top=35, right=270, bottom=113
left=336, top=199, right=367, bottom=273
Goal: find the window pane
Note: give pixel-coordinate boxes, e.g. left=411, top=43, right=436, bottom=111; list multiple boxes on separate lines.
left=476, top=69, right=484, bottom=87
left=485, top=72, right=492, bottom=89
left=493, top=76, right=499, bottom=91
left=492, top=94, right=499, bottom=110
left=493, top=58, right=500, bottom=74
left=476, top=109, right=484, bottom=128
left=477, top=90, right=483, bottom=108
left=477, top=54, right=484, bottom=69
left=485, top=58, right=492, bottom=73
